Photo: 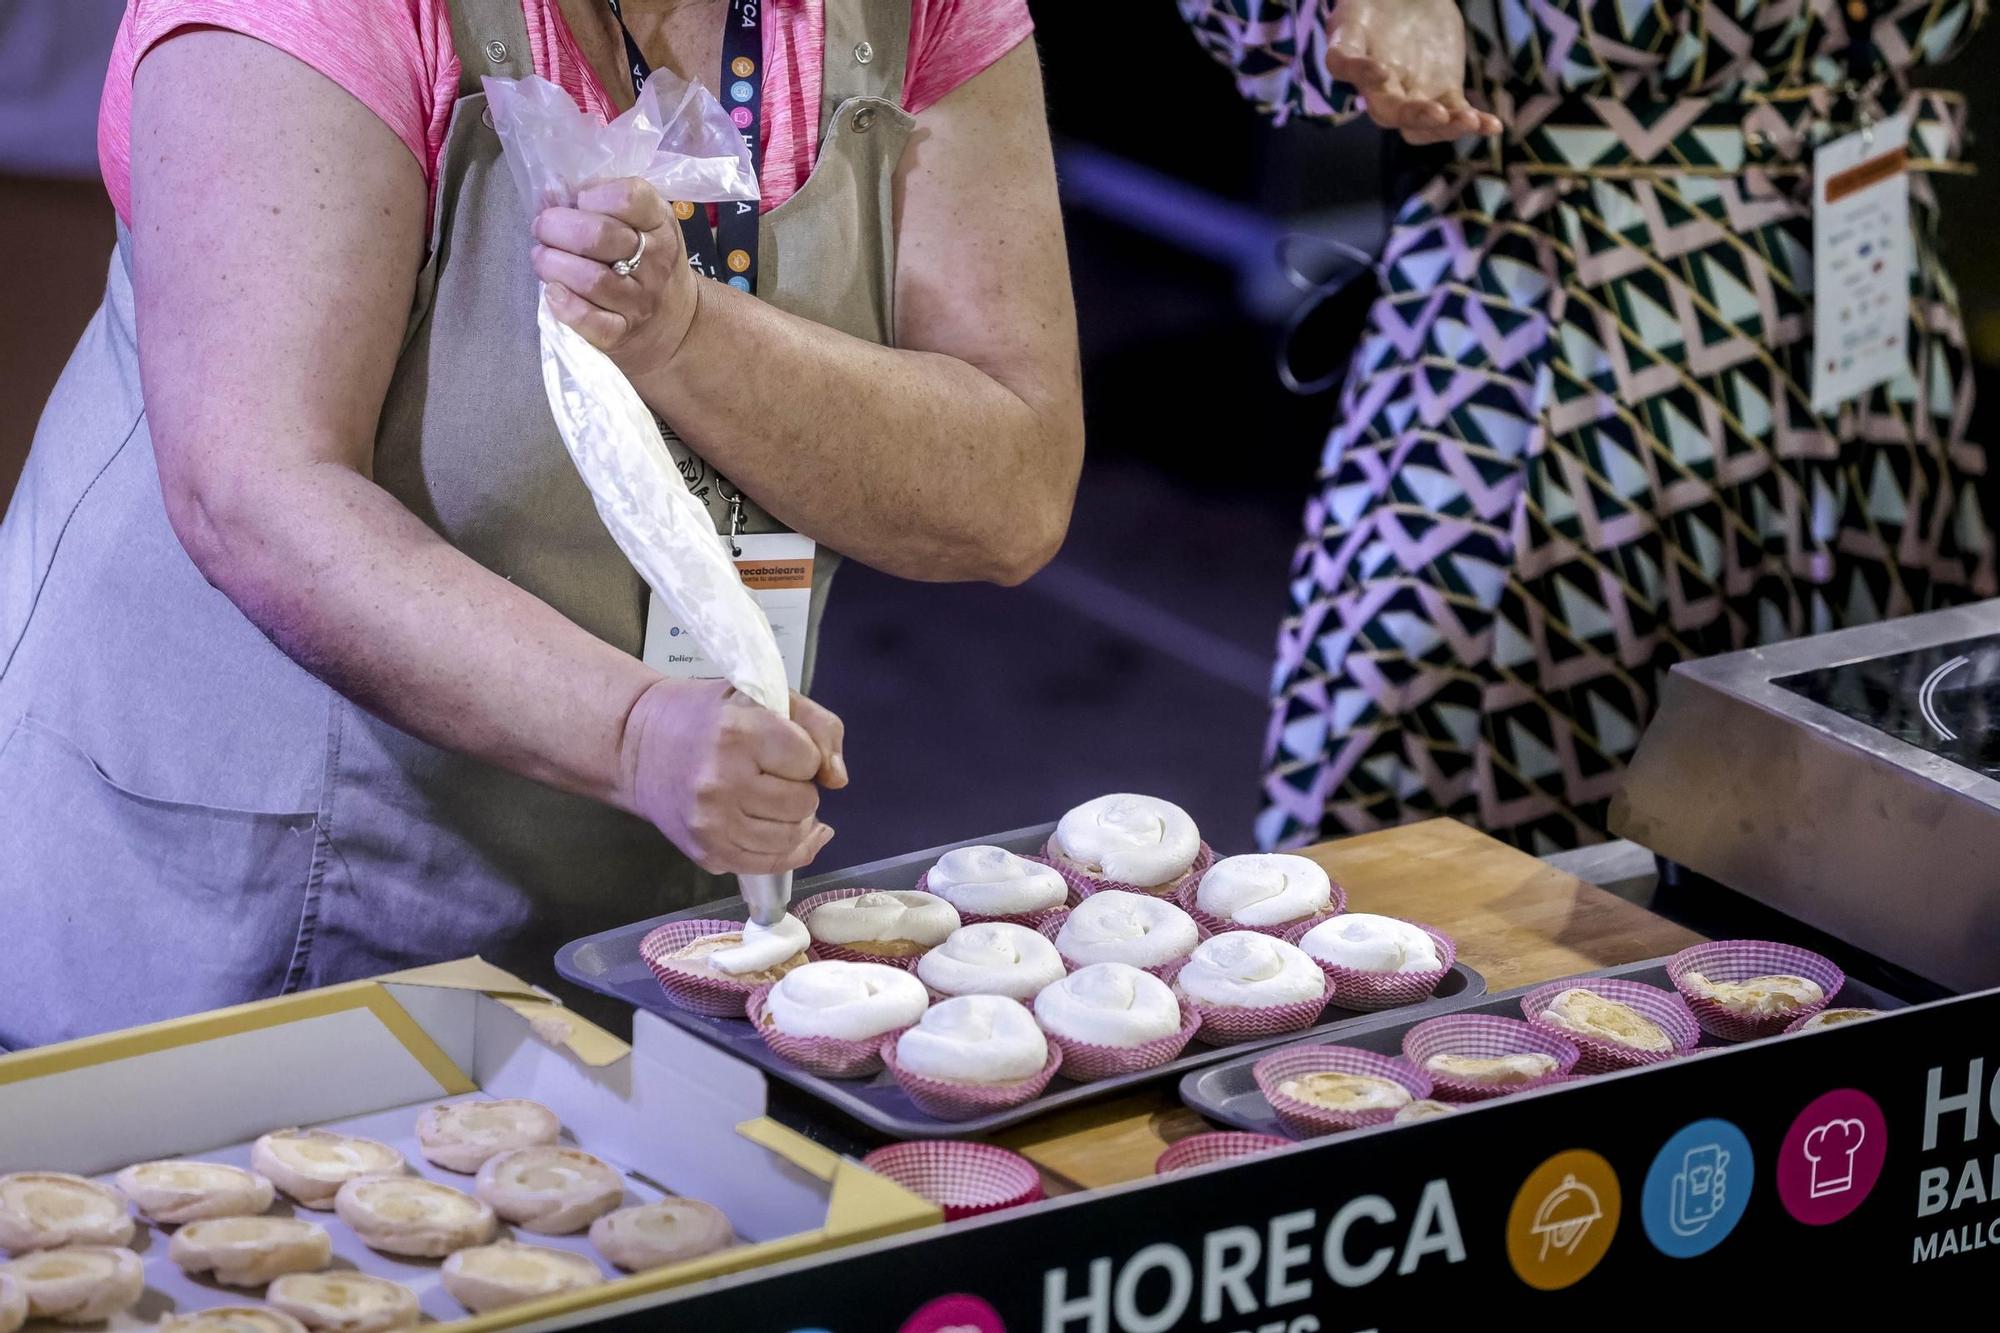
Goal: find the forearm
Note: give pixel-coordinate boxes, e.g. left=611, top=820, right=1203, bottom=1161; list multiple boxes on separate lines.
left=173, top=458, right=658, bottom=810
left=628, top=280, right=1074, bottom=585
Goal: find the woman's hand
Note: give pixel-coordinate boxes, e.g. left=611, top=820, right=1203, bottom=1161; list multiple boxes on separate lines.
left=532, top=177, right=697, bottom=369
left=619, top=678, right=847, bottom=876
left=1326, top=0, right=1501, bottom=144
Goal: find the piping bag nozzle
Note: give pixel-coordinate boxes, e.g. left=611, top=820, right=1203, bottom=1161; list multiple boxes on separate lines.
left=740, top=870, right=793, bottom=928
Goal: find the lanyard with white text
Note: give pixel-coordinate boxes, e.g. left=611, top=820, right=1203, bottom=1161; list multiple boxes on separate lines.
left=602, top=0, right=763, bottom=294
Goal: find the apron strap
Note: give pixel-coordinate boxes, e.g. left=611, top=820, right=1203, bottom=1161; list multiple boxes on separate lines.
left=820, top=0, right=911, bottom=132
left=449, top=0, right=535, bottom=95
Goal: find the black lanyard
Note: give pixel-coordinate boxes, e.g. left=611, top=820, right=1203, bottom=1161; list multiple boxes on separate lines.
left=603, top=0, right=763, bottom=295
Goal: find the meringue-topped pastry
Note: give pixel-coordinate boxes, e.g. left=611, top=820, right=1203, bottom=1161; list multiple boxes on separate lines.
left=0, top=1172, right=135, bottom=1252
left=761, top=960, right=929, bottom=1040
left=924, top=846, right=1068, bottom=917
left=915, top=922, right=1067, bottom=1000
left=1422, top=1051, right=1560, bottom=1086
left=1683, top=970, right=1824, bottom=1017
left=804, top=891, right=960, bottom=958
left=1053, top=890, right=1201, bottom=969
left=417, top=1099, right=562, bottom=1174
left=441, top=1241, right=603, bottom=1314
left=589, top=1199, right=734, bottom=1271
left=1276, top=1071, right=1412, bottom=1114
left=335, top=1176, right=496, bottom=1258
left=0, top=1246, right=144, bottom=1323
left=267, top=1272, right=421, bottom=1333
left=1298, top=914, right=1442, bottom=973
left=1795, top=1006, right=1882, bottom=1032
left=475, top=1147, right=624, bottom=1235
left=894, top=995, right=1049, bottom=1084
left=253, top=1129, right=405, bottom=1209
left=1034, top=963, right=1184, bottom=1048
left=169, top=1215, right=333, bottom=1287
left=1051, top=794, right=1202, bottom=890
left=657, top=921, right=809, bottom=983
left=116, top=1159, right=275, bottom=1224
left=1195, top=854, right=1333, bottom=928
left=1175, top=932, right=1326, bottom=1009
left=0, top=1273, right=24, bottom=1333
left=1393, top=1099, right=1457, bottom=1124
left=1539, top=987, right=1673, bottom=1052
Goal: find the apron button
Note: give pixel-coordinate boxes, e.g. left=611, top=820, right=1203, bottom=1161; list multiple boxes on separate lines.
left=852, top=106, right=877, bottom=133
left=854, top=41, right=875, bottom=65
left=481, top=107, right=495, bottom=129
left=484, top=39, right=509, bottom=64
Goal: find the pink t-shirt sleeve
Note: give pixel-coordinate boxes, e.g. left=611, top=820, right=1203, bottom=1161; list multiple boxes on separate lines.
left=99, top=0, right=454, bottom=225
left=904, top=0, right=1034, bottom=115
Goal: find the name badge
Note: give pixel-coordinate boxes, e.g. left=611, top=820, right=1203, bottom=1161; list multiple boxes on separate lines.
left=642, top=532, right=815, bottom=691
left=1810, top=112, right=1911, bottom=414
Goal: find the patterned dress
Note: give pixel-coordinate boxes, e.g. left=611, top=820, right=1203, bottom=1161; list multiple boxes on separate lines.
left=1183, top=0, right=1996, bottom=853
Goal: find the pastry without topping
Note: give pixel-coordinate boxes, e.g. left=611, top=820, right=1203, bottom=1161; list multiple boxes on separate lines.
left=762, top=960, right=929, bottom=1040
left=335, top=1175, right=495, bottom=1257
left=0, top=1245, right=145, bottom=1324
left=1795, top=1006, right=1882, bottom=1032
left=915, top=922, right=1067, bottom=1000
left=253, top=1129, right=405, bottom=1209
left=1423, top=1052, right=1561, bottom=1086
left=1539, top=988, right=1673, bottom=1052
left=267, top=1272, right=421, bottom=1333
left=169, top=1214, right=331, bottom=1286
left=116, top=1159, right=275, bottom=1225
left=655, top=929, right=808, bottom=984
left=441, top=1241, right=604, bottom=1314
left=417, top=1099, right=562, bottom=1174
left=1298, top=914, right=1441, bottom=973
left=475, top=1146, right=624, bottom=1235
left=804, top=891, right=959, bottom=957
left=1033, top=963, right=1183, bottom=1048
left=0, top=1172, right=135, bottom=1253
left=895, top=995, right=1049, bottom=1084
left=1195, top=854, right=1332, bottom=927
left=1175, top=932, right=1326, bottom=1009
left=589, top=1198, right=734, bottom=1271
left=924, top=847, right=1067, bottom=916
left=1054, top=891, right=1201, bottom=969
left=159, top=1308, right=309, bottom=1333
left=1393, top=1099, right=1457, bottom=1124
left=1684, top=970, right=1824, bottom=1017
left=1276, top=1072, right=1412, bottom=1114
left=1051, top=794, right=1201, bottom=888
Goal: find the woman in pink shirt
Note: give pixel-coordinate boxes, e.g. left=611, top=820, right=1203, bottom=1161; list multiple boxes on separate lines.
left=0, top=0, right=1081, bottom=1046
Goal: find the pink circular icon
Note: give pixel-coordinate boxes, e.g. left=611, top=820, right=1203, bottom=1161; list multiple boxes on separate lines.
left=731, top=106, right=754, bottom=128
left=1776, top=1088, right=1886, bottom=1225
left=899, top=1294, right=1006, bottom=1333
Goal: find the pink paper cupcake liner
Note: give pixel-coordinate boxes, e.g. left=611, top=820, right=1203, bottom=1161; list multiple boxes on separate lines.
left=859, top=1141, right=1044, bottom=1221
left=1520, top=977, right=1701, bottom=1073
left=915, top=857, right=1076, bottom=928
left=1154, top=1132, right=1293, bottom=1175
left=640, top=918, right=801, bottom=1019
left=880, top=1036, right=1065, bottom=1122
left=1253, top=1047, right=1433, bottom=1139
left=1036, top=911, right=1205, bottom=982
left=1042, top=839, right=1217, bottom=902
left=745, top=985, right=909, bottom=1080
left=1667, top=940, right=1845, bottom=1042
left=1042, top=1000, right=1202, bottom=1082
left=791, top=887, right=937, bottom=969
left=1286, top=917, right=1457, bottom=1012
left=1177, top=872, right=1349, bottom=940
left=1399, top=1014, right=1580, bottom=1102
left=1183, top=985, right=1333, bottom=1046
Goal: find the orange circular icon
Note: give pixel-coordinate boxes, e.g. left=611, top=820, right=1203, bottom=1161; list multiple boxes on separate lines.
left=726, top=249, right=752, bottom=273
left=732, top=56, right=755, bottom=77
left=1506, top=1149, right=1621, bottom=1291
left=672, top=200, right=696, bottom=221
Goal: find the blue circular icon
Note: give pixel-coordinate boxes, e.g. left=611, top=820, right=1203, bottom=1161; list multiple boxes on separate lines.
left=669, top=626, right=681, bottom=637
left=728, top=275, right=753, bottom=291
left=731, top=79, right=755, bottom=103
left=1642, top=1117, right=1754, bottom=1258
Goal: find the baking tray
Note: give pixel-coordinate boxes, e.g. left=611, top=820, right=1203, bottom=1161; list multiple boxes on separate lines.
left=1179, top=956, right=1911, bottom=1136
left=555, top=823, right=1486, bottom=1139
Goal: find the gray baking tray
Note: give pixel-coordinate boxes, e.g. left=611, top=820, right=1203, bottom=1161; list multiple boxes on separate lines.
left=555, top=823, right=1486, bottom=1139
left=1178, top=956, right=1910, bottom=1136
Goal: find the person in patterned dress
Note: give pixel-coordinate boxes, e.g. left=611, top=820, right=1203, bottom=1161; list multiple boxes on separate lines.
left=1182, top=0, right=1997, bottom=853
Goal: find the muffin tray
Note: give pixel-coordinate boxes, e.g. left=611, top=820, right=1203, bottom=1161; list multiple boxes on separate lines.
left=1178, top=956, right=1909, bottom=1136
left=554, top=824, right=1485, bottom=1140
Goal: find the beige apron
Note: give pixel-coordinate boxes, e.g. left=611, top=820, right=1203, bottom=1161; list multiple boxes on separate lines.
left=0, top=0, right=913, bottom=1047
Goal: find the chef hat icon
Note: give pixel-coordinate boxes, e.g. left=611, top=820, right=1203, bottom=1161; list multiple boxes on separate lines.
left=1803, top=1118, right=1866, bottom=1198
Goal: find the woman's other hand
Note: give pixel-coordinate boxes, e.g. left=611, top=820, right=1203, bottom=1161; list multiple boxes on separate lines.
left=1326, top=0, right=1501, bottom=144
left=619, top=679, right=847, bottom=876
left=532, top=177, right=697, bottom=367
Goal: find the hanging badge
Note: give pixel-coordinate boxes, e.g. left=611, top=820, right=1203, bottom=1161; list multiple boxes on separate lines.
left=1810, top=111, right=1911, bottom=413
left=643, top=532, right=816, bottom=690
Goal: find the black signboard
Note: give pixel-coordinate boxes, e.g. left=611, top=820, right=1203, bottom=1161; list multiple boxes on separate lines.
left=599, top=989, right=2000, bottom=1331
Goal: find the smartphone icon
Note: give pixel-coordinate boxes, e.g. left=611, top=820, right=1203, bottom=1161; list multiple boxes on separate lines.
left=1671, top=1144, right=1729, bottom=1236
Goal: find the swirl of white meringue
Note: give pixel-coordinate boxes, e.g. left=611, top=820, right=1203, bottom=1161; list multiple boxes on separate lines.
left=1032, top=963, right=1184, bottom=1047
left=763, top=961, right=929, bottom=1040
left=894, top=995, right=1048, bottom=1083
left=1053, top=891, right=1201, bottom=969
left=1175, top=932, right=1326, bottom=1008
left=924, top=847, right=1068, bottom=916
left=804, top=891, right=960, bottom=948
left=1195, top=854, right=1332, bottom=927
left=1052, top=794, right=1201, bottom=887
left=1297, top=914, right=1441, bottom=974
left=914, top=923, right=1068, bottom=1000
left=708, top=914, right=810, bottom=976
